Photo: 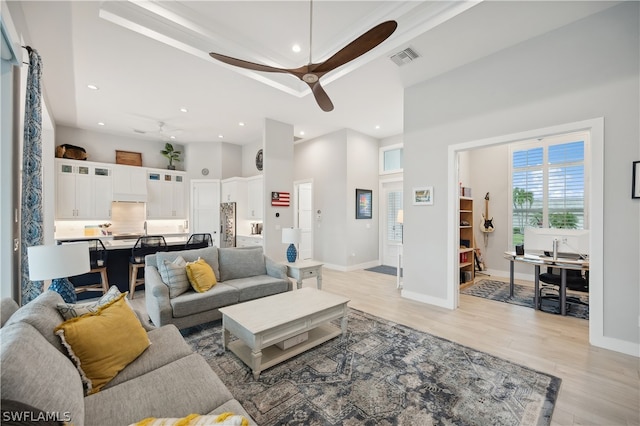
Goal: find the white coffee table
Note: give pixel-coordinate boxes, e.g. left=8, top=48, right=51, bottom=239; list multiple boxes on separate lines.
left=219, top=288, right=349, bottom=379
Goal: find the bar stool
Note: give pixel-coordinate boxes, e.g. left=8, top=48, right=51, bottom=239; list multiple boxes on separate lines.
left=184, top=233, right=213, bottom=250
left=58, top=239, right=109, bottom=295
left=129, top=235, right=167, bottom=299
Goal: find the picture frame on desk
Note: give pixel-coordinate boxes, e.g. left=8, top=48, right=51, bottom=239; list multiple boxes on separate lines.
left=633, top=161, right=640, bottom=199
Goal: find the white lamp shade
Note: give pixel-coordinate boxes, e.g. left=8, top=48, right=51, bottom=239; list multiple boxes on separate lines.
left=282, top=228, right=301, bottom=245
left=397, top=210, right=404, bottom=224
left=27, top=242, right=90, bottom=281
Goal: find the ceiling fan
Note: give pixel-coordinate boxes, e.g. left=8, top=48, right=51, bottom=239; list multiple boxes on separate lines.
left=209, top=2, right=397, bottom=112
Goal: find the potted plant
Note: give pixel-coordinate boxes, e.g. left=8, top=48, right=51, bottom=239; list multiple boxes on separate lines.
left=161, top=142, right=181, bottom=170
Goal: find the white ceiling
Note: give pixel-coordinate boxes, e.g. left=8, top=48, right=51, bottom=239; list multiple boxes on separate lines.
left=10, top=1, right=618, bottom=146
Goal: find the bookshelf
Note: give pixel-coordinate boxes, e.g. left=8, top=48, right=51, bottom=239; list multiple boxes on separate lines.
left=459, top=197, right=475, bottom=289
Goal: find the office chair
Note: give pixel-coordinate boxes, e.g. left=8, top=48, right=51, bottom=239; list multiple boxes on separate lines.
left=539, top=267, right=589, bottom=313
left=58, top=239, right=109, bottom=295
left=129, top=235, right=167, bottom=299
left=184, top=233, right=213, bottom=250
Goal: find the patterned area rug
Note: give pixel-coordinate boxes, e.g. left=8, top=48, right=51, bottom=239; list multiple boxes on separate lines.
left=181, top=309, right=561, bottom=425
left=461, top=279, right=589, bottom=320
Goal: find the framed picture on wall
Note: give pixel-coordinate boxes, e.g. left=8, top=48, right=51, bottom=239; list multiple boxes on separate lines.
left=413, top=186, right=433, bottom=205
left=355, top=189, right=373, bottom=219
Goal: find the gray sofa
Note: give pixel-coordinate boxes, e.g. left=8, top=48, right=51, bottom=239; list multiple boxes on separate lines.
left=145, top=246, right=292, bottom=329
left=0, top=291, right=255, bottom=426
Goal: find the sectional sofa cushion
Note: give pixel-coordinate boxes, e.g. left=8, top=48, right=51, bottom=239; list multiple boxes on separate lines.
left=0, top=321, right=86, bottom=426
left=226, top=276, right=291, bottom=302
left=218, top=247, right=267, bottom=282
left=170, top=283, right=238, bottom=318
left=4, top=291, right=66, bottom=354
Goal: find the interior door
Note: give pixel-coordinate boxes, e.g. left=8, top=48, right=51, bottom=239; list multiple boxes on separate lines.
left=294, top=181, right=313, bottom=260
left=191, top=180, right=220, bottom=247
left=382, top=181, right=403, bottom=267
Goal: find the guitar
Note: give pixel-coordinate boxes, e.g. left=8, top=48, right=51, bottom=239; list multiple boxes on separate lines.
left=480, top=192, right=494, bottom=233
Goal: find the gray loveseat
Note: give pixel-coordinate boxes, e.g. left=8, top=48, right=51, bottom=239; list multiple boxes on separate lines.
left=145, top=246, right=292, bottom=329
left=0, top=291, right=255, bottom=426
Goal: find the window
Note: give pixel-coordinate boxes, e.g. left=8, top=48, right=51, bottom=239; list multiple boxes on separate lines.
left=510, top=131, right=588, bottom=246
left=380, top=144, right=403, bottom=174
left=387, top=190, right=403, bottom=243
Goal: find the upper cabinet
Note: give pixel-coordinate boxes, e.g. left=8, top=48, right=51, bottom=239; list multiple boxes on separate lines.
left=55, top=160, right=112, bottom=219
left=246, top=175, right=263, bottom=220
left=112, top=165, right=147, bottom=202
left=147, top=171, right=186, bottom=219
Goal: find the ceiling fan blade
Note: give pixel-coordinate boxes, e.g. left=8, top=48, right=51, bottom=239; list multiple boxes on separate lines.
left=312, top=20, right=397, bottom=74
left=308, top=81, right=334, bottom=112
left=209, top=52, right=290, bottom=74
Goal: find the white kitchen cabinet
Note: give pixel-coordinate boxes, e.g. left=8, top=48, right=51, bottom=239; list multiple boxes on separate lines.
left=246, top=175, right=263, bottom=220
left=55, top=160, right=112, bottom=219
left=147, top=171, right=186, bottom=219
left=112, top=165, right=147, bottom=202
left=221, top=177, right=247, bottom=203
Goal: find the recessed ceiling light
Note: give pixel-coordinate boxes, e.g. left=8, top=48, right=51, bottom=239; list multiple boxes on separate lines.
left=97, top=122, right=105, bottom=126
left=87, top=84, right=99, bottom=90
left=299, top=131, right=305, bottom=136
left=375, top=125, right=381, bottom=129
left=180, top=107, right=188, bottom=113
left=218, top=134, right=223, bottom=139
left=169, top=135, right=176, bottom=140
left=239, top=122, right=245, bottom=127
left=292, top=44, right=301, bottom=53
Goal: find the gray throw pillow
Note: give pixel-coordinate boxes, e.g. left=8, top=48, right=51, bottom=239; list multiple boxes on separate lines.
left=158, top=255, right=190, bottom=298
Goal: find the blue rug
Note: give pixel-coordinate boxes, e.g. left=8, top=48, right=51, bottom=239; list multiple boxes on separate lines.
left=365, top=265, right=398, bottom=276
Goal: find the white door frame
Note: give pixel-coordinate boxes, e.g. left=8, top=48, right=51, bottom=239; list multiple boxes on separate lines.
left=293, top=179, right=314, bottom=260
left=379, top=176, right=403, bottom=266
left=446, top=117, right=621, bottom=354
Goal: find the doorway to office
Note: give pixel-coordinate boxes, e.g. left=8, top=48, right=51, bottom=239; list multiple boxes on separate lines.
left=448, top=118, right=603, bottom=345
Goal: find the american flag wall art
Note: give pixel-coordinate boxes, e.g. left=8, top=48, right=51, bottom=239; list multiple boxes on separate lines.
left=271, top=192, right=290, bottom=207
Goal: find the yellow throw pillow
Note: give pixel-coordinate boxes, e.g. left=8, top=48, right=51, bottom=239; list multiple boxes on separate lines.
left=54, top=293, right=150, bottom=395
left=132, top=412, right=249, bottom=426
left=185, top=258, right=217, bottom=293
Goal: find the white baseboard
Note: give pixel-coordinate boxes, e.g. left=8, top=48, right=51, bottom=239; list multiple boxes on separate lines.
left=323, top=260, right=380, bottom=272
left=401, top=289, right=454, bottom=310
left=591, top=334, right=640, bottom=357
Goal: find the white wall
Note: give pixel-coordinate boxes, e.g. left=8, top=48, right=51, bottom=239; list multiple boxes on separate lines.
left=184, top=141, right=222, bottom=181
left=294, top=129, right=379, bottom=270
left=242, top=140, right=264, bottom=177
left=403, top=2, right=639, bottom=346
left=56, top=125, right=184, bottom=171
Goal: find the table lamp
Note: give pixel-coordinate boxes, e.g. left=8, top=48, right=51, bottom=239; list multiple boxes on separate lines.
left=27, top=242, right=90, bottom=303
left=282, top=228, right=301, bottom=263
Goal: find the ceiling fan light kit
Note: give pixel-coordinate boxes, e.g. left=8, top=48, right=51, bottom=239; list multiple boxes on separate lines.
left=209, top=1, right=397, bottom=112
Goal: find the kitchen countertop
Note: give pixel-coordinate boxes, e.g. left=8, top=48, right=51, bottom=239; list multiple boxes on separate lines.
left=237, top=234, right=263, bottom=239
left=55, top=234, right=189, bottom=250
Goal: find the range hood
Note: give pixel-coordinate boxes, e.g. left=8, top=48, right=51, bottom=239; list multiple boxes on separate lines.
left=112, top=192, right=147, bottom=202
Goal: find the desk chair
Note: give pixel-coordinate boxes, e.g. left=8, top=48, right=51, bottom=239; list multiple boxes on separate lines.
left=539, top=267, right=589, bottom=312
left=58, top=239, right=109, bottom=295
left=184, top=233, right=213, bottom=250
left=129, top=235, right=167, bottom=299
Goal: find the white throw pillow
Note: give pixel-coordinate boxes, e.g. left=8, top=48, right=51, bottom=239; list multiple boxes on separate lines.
left=158, top=255, right=190, bottom=298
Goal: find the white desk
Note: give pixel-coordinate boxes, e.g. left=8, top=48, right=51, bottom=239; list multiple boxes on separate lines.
left=285, top=260, right=323, bottom=289
left=503, top=252, right=589, bottom=316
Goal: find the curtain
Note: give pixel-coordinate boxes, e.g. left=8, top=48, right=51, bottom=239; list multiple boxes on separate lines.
left=20, top=47, right=44, bottom=305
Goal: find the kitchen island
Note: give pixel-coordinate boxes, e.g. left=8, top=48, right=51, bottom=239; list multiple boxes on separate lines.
left=57, top=234, right=189, bottom=298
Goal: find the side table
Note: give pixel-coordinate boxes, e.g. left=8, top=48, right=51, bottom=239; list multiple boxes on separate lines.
left=285, top=260, right=323, bottom=289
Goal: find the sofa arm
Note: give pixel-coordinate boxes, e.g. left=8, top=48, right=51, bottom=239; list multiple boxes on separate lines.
left=1, top=298, right=19, bottom=327
left=144, top=265, right=173, bottom=327
left=265, top=256, right=288, bottom=281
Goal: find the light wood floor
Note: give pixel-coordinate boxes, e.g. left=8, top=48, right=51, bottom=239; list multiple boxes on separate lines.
left=313, top=269, right=639, bottom=426
left=134, top=269, right=639, bottom=425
